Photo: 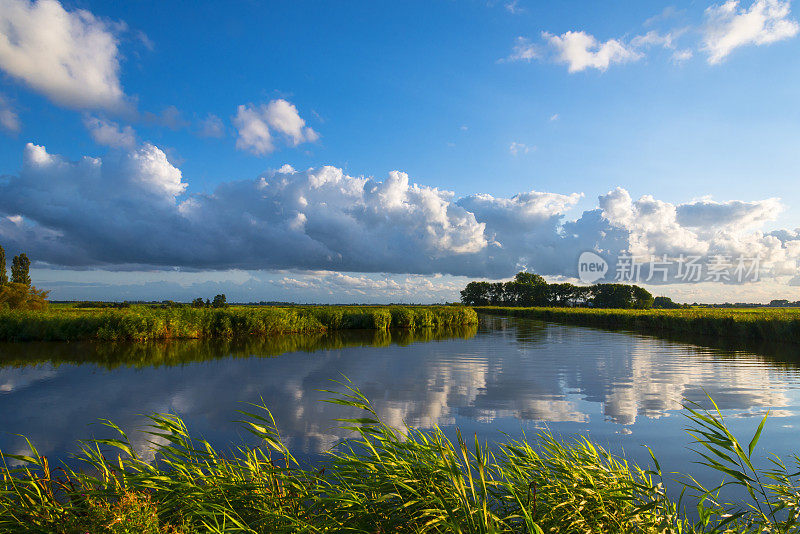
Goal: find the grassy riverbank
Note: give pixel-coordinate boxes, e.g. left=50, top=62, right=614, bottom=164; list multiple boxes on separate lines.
left=0, top=305, right=477, bottom=342
left=476, top=306, right=800, bottom=344
left=1, top=385, right=797, bottom=533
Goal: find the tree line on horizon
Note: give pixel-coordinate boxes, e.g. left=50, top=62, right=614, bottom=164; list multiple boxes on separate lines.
left=192, top=294, right=229, bottom=308
left=460, top=272, right=685, bottom=310
left=0, top=244, right=49, bottom=310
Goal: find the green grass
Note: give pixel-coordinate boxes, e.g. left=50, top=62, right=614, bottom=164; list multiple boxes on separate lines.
left=1, top=383, right=798, bottom=533
left=0, top=305, right=478, bottom=342
left=476, top=306, right=800, bottom=345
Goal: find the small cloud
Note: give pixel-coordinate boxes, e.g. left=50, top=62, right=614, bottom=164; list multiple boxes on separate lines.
left=233, top=99, right=319, bottom=156
left=505, top=0, right=524, bottom=14
left=671, top=49, right=694, bottom=63
left=544, top=30, right=642, bottom=72
left=703, top=0, right=799, bottom=64
left=310, top=109, right=326, bottom=124
left=163, top=106, right=190, bottom=130
left=0, top=94, right=21, bottom=134
left=549, top=113, right=559, bottom=122
left=503, top=37, right=539, bottom=62
left=161, top=106, right=188, bottom=130
left=136, top=30, right=154, bottom=51
left=644, top=6, right=682, bottom=27
left=82, top=115, right=136, bottom=148
left=631, top=30, right=677, bottom=49
left=460, top=125, right=469, bottom=131
left=509, top=141, right=533, bottom=155
left=508, top=24, right=685, bottom=73
left=142, top=106, right=190, bottom=130
left=197, top=114, right=225, bottom=138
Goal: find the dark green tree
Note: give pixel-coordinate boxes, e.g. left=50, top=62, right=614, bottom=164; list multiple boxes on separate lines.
left=460, top=271, right=551, bottom=307
left=631, top=285, right=654, bottom=309
left=509, top=272, right=549, bottom=306
left=11, top=253, right=31, bottom=287
left=191, top=297, right=206, bottom=308
left=591, top=283, right=653, bottom=309
left=514, top=272, right=546, bottom=286
left=211, top=293, right=227, bottom=308
left=0, top=244, right=7, bottom=285
left=591, top=284, right=631, bottom=309
left=460, top=281, right=491, bottom=306
left=573, top=286, right=593, bottom=307
left=549, top=283, right=579, bottom=307
left=653, top=296, right=681, bottom=309
left=502, top=281, right=520, bottom=306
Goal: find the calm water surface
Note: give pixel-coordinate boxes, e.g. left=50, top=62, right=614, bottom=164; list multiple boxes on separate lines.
left=2, top=314, right=800, bottom=485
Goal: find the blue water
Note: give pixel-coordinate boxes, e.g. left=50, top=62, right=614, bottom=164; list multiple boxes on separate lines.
left=1, top=314, right=799, bottom=499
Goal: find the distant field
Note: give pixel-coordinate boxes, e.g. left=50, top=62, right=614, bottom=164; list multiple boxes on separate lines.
left=0, top=305, right=478, bottom=342
left=475, top=306, right=800, bottom=344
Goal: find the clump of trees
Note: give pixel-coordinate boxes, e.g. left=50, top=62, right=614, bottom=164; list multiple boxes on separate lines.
left=652, top=296, right=688, bottom=309
left=768, top=299, right=800, bottom=307
left=191, top=294, right=228, bottom=308
left=460, top=271, right=656, bottom=309
left=0, top=245, right=49, bottom=310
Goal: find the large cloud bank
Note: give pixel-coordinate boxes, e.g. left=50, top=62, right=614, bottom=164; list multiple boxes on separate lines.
left=0, top=142, right=798, bottom=281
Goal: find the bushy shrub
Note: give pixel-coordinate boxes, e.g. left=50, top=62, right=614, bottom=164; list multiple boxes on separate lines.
left=0, top=283, right=49, bottom=311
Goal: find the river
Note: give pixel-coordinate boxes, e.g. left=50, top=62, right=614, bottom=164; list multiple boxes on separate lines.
left=2, top=313, right=799, bottom=492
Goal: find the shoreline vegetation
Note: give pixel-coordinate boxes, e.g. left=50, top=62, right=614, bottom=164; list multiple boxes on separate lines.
left=0, top=305, right=478, bottom=342
left=0, top=325, right=479, bottom=369
left=1, top=384, right=798, bottom=533
left=477, top=306, right=800, bottom=345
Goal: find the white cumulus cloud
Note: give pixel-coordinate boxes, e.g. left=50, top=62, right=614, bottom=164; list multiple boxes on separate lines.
left=82, top=116, right=136, bottom=148
left=0, top=0, right=128, bottom=110
left=233, top=99, right=319, bottom=156
left=543, top=31, right=642, bottom=72
left=0, top=143, right=799, bottom=283
left=703, top=0, right=799, bottom=63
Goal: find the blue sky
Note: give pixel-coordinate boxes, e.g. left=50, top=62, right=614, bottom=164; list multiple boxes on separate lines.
left=1, top=0, right=800, bottom=303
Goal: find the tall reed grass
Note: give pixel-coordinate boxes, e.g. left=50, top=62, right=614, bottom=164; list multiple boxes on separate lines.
left=0, top=305, right=478, bottom=342
left=1, top=382, right=797, bottom=533
left=477, top=306, right=800, bottom=345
